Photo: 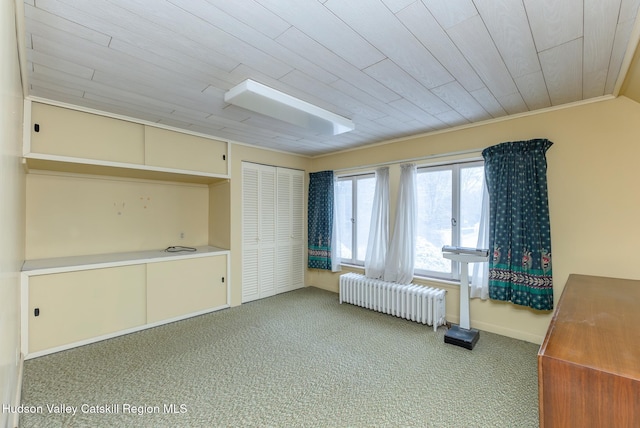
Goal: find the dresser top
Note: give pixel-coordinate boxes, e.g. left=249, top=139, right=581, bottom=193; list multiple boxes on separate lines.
left=539, top=274, right=640, bottom=380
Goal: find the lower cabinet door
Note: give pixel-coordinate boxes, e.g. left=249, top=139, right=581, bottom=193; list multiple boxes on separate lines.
left=28, top=265, right=146, bottom=353
left=146, top=255, right=227, bottom=323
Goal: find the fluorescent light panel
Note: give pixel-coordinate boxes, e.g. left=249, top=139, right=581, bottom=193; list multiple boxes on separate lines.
left=224, top=79, right=354, bottom=135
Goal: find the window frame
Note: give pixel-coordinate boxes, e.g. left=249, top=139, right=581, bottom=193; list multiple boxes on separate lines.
left=415, top=159, right=484, bottom=281
left=336, top=172, right=375, bottom=266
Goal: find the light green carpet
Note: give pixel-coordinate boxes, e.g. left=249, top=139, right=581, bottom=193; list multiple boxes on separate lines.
left=19, top=287, right=540, bottom=427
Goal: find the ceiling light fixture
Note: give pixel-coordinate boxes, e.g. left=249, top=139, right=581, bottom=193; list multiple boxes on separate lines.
left=224, top=79, right=354, bottom=135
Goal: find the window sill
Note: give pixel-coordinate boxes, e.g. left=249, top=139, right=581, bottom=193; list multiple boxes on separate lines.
left=412, top=274, right=460, bottom=288
left=337, top=264, right=461, bottom=287
left=339, top=262, right=365, bottom=270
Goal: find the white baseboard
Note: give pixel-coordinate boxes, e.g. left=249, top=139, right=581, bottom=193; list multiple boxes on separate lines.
left=471, top=320, right=544, bottom=345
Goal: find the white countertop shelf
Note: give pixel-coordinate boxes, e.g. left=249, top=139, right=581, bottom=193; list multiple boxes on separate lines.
left=22, top=245, right=230, bottom=275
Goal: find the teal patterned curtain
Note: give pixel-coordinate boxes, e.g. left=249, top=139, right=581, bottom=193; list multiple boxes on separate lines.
left=482, top=139, right=554, bottom=311
left=308, top=171, right=334, bottom=270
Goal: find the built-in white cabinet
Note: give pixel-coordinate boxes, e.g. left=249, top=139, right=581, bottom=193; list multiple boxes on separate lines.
left=22, top=249, right=230, bottom=358
left=144, top=126, right=227, bottom=176
left=25, top=101, right=230, bottom=183
left=22, top=100, right=232, bottom=359
left=28, top=265, right=146, bottom=353
left=147, top=255, right=227, bottom=323
left=242, top=162, right=304, bottom=302
left=30, top=102, right=145, bottom=165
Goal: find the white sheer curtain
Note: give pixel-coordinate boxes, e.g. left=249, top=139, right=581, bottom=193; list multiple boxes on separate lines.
left=364, top=167, right=389, bottom=279
left=331, top=175, right=342, bottom=272
left=384, top=163, right=417, bottom=284
left=470, top=182, right=490, bottom=299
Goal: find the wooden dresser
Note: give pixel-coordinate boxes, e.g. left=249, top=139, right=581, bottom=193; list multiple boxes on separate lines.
left=538, top=274, right=640, bottom=427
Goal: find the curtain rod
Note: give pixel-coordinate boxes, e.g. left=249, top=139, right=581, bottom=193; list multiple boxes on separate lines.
left=333, top=147, right=484, bottom=174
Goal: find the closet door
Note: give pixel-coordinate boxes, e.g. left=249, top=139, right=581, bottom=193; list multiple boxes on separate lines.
left=242, top=164, right=259, bottom=302
left=276, top=168, right=305, bottom=293
left=242, top=163, right=276, bottom=303
left=290, top=169, right=305, bottom=291
left=258, top=167, right=277, bottom=298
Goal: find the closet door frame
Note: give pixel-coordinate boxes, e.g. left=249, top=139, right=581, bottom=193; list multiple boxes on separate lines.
left=242, top=162, right=304, bottom=302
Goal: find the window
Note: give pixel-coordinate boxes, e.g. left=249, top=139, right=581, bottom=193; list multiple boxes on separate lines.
left=415, top=161, right=484, bottom=280
left=335, top=173, right=375, bottom=265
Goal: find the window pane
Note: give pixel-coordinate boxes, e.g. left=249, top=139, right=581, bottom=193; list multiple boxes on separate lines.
left=460, top=166, right=484, bottom=248
left=355, top=176, right=375, bottom=262
left=335, top=179, right=353, bottom=260
left=416, top=169, right=452, bottom=274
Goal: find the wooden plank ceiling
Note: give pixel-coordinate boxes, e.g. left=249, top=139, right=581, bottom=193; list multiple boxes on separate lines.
left=23, top=0, right=640, bottom=156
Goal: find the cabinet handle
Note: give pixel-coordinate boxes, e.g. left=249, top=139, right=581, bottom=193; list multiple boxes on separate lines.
left=222, top=154, right=226, bottom=161
left=34, top=308, right=40, bottom=317
left=34, top=123, right=40, bottom=133
left=221, top=276, right=225, bottom=283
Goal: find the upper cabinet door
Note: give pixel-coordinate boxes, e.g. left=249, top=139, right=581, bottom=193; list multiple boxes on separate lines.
left=30, top=102, right=145, bottom=164
left=144, top=126, right=228, bottom=175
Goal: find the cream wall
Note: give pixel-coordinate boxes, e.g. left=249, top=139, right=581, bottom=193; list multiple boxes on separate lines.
left=0, top=0, right=25, bottom=426
left=620, top=42, right=640, bottom=103
left=228, top=143, right=310, bottom=307
left=209, top=180, right=231, bottom=250
left=309, top=96, right=640, bottom=344
left=25, top=172, right=209, bottom=259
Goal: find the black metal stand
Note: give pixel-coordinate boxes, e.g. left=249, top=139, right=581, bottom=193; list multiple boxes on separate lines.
left=444, top=324, right=480, bottom=350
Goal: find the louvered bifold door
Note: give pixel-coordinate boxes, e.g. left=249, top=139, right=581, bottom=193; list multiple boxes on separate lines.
left=242, top=164, right=260, bottom=303
left=242, top=162, right=276, bottom=302
left=276, top=168, right=305, bottom=294
left=276, top=169, right=292, bottom=293
left=290, top=170, right=305, bottom=290
left=243, top=163, right=303, bottom=302
left=258, top=167, right=277, bottom=298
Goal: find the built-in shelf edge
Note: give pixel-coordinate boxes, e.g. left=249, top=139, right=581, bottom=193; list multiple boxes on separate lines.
left=22, top=245, right=230, bottom=275
left=23, top=153, right=230, bottom=185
